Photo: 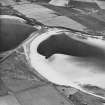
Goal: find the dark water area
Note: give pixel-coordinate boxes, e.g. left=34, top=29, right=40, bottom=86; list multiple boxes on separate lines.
left=0, top=19, right=37, bottom=53
left=37, top=34, right=104, bottom=58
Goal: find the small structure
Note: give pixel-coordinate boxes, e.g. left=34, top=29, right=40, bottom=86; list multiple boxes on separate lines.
left=49, top=0, right=70, bottom=7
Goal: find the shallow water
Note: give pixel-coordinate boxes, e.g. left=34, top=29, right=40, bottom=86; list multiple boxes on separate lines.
left=47, top=54, right=105, bottom=81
